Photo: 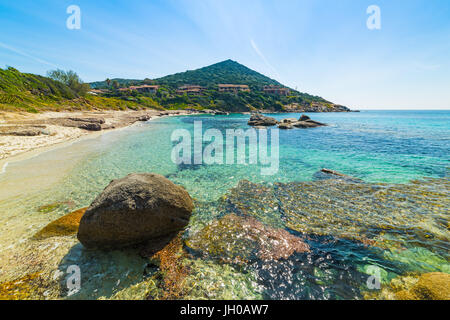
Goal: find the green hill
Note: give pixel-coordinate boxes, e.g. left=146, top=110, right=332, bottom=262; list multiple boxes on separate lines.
left=1, top=60, right=350, bottom=113
left=92, top=60, right=347, bottom=112
left=0, top=67, right=162, bottom=112
left=155, top=59, right=281, bottom=89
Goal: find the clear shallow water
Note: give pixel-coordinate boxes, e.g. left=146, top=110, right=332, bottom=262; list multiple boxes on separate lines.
left=0, top=110, right=448, bottom=300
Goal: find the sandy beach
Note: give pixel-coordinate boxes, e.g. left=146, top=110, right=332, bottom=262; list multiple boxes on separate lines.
left=0, top=109, right=196, bottom=169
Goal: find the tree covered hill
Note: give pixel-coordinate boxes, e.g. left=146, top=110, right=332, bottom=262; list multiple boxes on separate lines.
left=155, top=59, right=281, bottom=89
left=90, top=60, right=348, bottom=112
left=0, top=61, right=351, bottom=113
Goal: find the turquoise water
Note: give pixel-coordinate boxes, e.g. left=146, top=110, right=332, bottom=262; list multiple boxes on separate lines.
left=0, top=110, right=448, bottom=300
left=51, top=110, right=450, bottom=202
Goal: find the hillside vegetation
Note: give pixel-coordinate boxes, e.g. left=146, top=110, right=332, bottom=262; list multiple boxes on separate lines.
left=1, top=60, right=349, bottom=113
left=93, top=60, right=342, bottom=112
left=0, top=67, right=162, bottom=112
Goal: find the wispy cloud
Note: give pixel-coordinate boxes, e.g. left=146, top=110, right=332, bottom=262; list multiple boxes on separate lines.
left=0, top=42, right=57, bottom=68
left=250, top=39, right=281, bottom=81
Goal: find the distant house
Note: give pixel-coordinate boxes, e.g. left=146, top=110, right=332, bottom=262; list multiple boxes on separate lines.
left=263, top=85, right=290, bottom=96
left=88, top=89, right=109, bottom=95
left=218, top=84, right=250, bottom=94
left=129, top=85, right=160, bottom=93
left=176, top=85, right=205, bottom=95
left=119, top=85, right=160, bottom=94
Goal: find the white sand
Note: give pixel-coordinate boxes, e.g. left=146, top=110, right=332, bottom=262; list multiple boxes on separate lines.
left=0, top=109, right=196, bottom=169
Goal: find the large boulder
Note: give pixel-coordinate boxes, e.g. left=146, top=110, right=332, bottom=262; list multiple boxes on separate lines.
left=77, top=173, right=194, bottom=249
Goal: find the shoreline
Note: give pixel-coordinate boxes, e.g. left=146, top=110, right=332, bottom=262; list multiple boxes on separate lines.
left=0, top=109, right=200, bottom=173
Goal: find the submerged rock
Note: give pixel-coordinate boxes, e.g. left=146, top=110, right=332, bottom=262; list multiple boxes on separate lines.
left=34, top=207, right=87, bottom=240
left=365, top=272, right=450, bottom=300
left=220, top=177, right=450, bottom=257
left=186, top=214, right=310, bottom=263
left=77, top=173, right=194, bottom=249
left=403, top=272, right=450, bottom=300
left=0, top=272, right=48, bottom=300
left=313, top=168, right=363, bottom=183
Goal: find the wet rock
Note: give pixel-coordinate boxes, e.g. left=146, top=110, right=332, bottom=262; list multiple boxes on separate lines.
left=281, top=118, right=298, bottom=123
left=278, top=123, right=294, bottom=129
left=248, top=113, right=278, bottom=127
left=33, top=208, right=87, bottom=240
left=299, top=115, right=311, bottom=121
left=214, top=111, right=229, bottom=115
left=186, top=214, right=310, bottom=263
left=144, top=233, right=189, bottom=300
left=293, top=119, right=326, bottom=128
left=77, top=173, right=194, bottom=249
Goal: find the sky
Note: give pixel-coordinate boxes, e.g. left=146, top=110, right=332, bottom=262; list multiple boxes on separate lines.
left=0, top=0, right=449, bottom=109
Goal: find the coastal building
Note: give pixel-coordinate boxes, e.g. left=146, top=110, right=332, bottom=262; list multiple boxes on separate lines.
left=263, top=85, right=290, bottom=96
left=88, top=89, right=109, bottom=95
left=218, top=84, right=250, bottom=93
left=176, top=85, right=205, bottom=95
left=129, top=85, right=160, bottom=93
left=119, top=85, right=160, bottom=94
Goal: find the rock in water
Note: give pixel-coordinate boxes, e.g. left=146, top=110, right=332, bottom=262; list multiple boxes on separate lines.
left=299, top=115, right=311, bottom=121
left=278, top=123, right=294, bottom=129
left=77, top=173, right=194, bottom=249
left=248, top=113, right=279, bottom=127
left=186, top=214, right=309, bottom=263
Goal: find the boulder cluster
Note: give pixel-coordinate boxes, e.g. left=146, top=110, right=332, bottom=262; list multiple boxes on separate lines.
left=248, top=113, right=326, bottom=129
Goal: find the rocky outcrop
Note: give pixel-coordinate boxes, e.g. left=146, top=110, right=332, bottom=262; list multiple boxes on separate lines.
left=248, top=114, right=326, bottom=129
left=281, top=118, right=298, bottom=123
left=77, top=173, right=194, bottom=249
left=48, top=117, right=105, bottom=131
left=247, top=113, right=278, bottom=127
left=284, top=102, right=353, bottom=113
left=0, top=126, right=46, bottom=136
left=292, top=115, right=327, bottom=128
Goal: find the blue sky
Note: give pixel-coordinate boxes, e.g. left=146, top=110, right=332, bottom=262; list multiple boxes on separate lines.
left=1, top=0, right=449, bottom=109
